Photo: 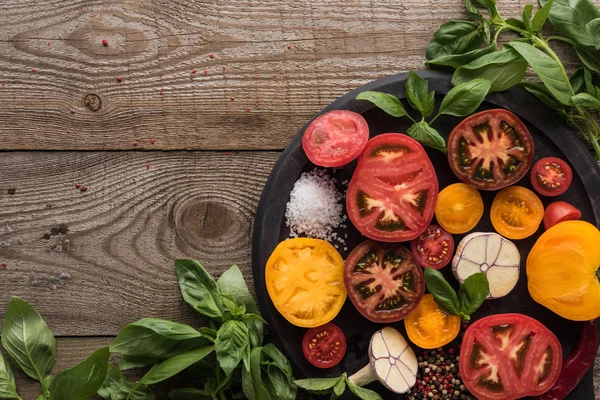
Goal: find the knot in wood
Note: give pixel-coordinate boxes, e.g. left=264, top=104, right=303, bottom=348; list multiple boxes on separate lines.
left=85, top=94, right=102, bottom=111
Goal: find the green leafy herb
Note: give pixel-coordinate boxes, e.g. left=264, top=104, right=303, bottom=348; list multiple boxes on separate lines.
left=293, top=375, right=346, bottom=395
left=406, top=122, right=446, bottom=153
left=426, top=20, right=484, bottom=60
left=435, top=78, right=491, bottom=118
left=540, top=0, right=600, bottom=49
left=175, top=259, right=224, bottom=319
left=141, top=346, right=215, bottom=385
left=0, top=352, right=19, bottom=400
left=405, top=71, right=435, bottom=117
left=458, top=273, right=490, bottom=316
left=49, top=347, right=109, bottom=400
left=531, top=0, right=553, bottom=32
left=215, top=320, right=249, bottom=376
left=98, top=364, right=154, bottom=400
left=572, top=93, right=600, bottom=109
left=217, top=265, right=260, bottom=315
left=426, top=43, right=496, bottom=69
left=423, top=268, right=461, bottom=316
left=346, top=380, right=383, bottom=400
left=355, top=91, right=408, bottom=118
left=168, top=388, right=210, bottom=400
left=522, top=4, right=533, bottom=32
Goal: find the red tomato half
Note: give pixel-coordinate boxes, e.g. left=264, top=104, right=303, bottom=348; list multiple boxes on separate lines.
left=460, top=314, right=562, bottom=400
left=302, top=110, right=369, bottom=167
left=410, top=224, right=454, bottom=269
left=346, top=134, right=439, bottom=242
left=543, top=201, right=581, bottom=230
left=302, top=323, right=346, bottom=369
left=530, top=157, right=572, bottom=197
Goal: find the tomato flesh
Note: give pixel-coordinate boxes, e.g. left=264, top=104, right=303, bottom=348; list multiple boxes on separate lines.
left=491, top=186, right=544, bottom=240
left=530, top=157, right=572, bottom=197
left=543, top=201, right=581, bottom=230
left=460, top=314, right=562, bottom=400
left=435, top=183, right=484, bottom=234
left=302, top=323, right=346, bottom=369
left=447, top=109, right=534, bottom=190
left=302, top=110, right=369, bottom=167
left=346, top=134, right=439, bottom=242
left=410, top=225, right=454, bottom=269
left=344, top=240, right=425, bottom=323
left=404, top=294, right=460, bottom=349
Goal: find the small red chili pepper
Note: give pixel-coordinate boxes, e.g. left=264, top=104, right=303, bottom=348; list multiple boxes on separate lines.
left=102, top=39, right=108, bottom=46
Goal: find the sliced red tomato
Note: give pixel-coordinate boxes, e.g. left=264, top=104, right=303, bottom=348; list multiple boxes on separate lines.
left=302, top=323, right=346, bottom=369
left=302, top=110, right=369, bottom=167
left=344, top=240, right=425, bottom=323
left=447, top=109, right=534, bottom=190
left=410, top=225, right=454, bottom=269
left=346, top=134, right=438, bottom=242
left=543, top=201, right=581, bottom=230
left=530, top=157, right=572, bottom=197
left=460, top=314, right=562, bottom=400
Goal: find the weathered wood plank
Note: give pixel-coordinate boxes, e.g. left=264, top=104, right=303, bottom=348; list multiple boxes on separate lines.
left=0, top=0, right=596, bottom=150
left=0, top=151, right=278, bottom=335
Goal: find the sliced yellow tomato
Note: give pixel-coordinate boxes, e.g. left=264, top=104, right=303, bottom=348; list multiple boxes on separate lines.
left=404, top=294, right=461, bottom=349
left=435, top=183, right=484, bottom=234
left=491, top=186, right=544, bottom=239
left=527, top=220, right=600, bottom=321
left=265, top=238, right=346, bottom=328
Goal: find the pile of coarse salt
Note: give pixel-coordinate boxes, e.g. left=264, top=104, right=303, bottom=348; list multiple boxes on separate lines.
left=285, top=169, right=348, bottom=249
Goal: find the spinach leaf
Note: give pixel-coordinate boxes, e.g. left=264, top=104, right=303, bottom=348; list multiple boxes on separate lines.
left=426, top=20, right=484, bottom=60
left=540, top=0, right=600, bottom=49
left=458, top=273, right=490, bottom=317
left=346, top=380, right=383, bottom=400
left=423, top=268, right=461, bottom=316
left=407, top=122, right=447, bottom=153
left=215, top=320, right=249, bottom=376
left=293, top=377, right=343, bottom=394
left=405, top=71, right=435, bottom=117
left=452, top=47, right=528, bottom=92
left=141, top=346, right=214, bottom=385
left=1, top=297, right=55, bottom=382
left=0, top=352, right=18, bottom=399
left=532, top=0, right=554, bottom=32
left=519, top=82, right=566, bottom=112
left=98, top=364, right=154, bottom=400
left=572, top=93, right=600, bottom=109
left=508, top=42, right=574, bottom=105
left=168, top=388, right=210, bottom=400
left=355, top=91, right=408, bottom=117
left=175, top=259, right=223, bottom=319
left=217, top=265, right=259, bottom=315
left=426, top=42, right=496, bottom=69
left=265, top=364, right=296, bottom=400
left=49, top=347, right=109, bottom=400
left=576, top=45, right=600, bottom=75
left=522, top=4, right=534, bottom=32
left=436, top=78, right=491, bottom=117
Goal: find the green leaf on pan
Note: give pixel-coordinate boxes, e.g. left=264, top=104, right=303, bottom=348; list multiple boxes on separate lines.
left=458, top=272, right=490, bottom=315
left=331, top=378, right=346, bottom=399
left=355, top=91, right=408, bottom=118
left=0, top=352, right=19, bottom=399
left=452, top=47, right=528, bottom=92
left=140, top=346, right=214, bottom=385
left=427, top=42, right=496, bottom=69
left=175, top=259, right=223, bottom=319
left=265, top=364, right=296, bottom=400
left=532, top=0, right=554, bottom=32
left=436, top=78, right=492, bottom=117
left=508, top=41, right=574, bottom=106
left=405, top=71, right=436, bottom=117
left=519, top=82, right=566, bottom=112
left=426, top=20, right=484, bottom=60
left=98, top=364, right=155, bottom=400
left=346, top=380, right=383, bottom=400
left=49, top=347, right=109, bottom=400
left=572, top=93, right=600, bottom=109
left=424, top=268, right=461, bottom=316
left=522, top=4, right=534, bottom=32
left=1, top=297, right=56, bottom=382
left=540, top=0, right=600, bottom=49
left=407, top=122, right=447, bottom=153
left=215, top=320, right=249, bottom=376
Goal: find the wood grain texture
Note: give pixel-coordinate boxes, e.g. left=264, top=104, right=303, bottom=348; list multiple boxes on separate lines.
left=0, top=151, right=278, bottom=335
left=0, top=0, right=597, bottom=150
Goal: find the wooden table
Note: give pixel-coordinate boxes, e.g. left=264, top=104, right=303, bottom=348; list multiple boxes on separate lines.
left=0, top=0, right=598, bottom=398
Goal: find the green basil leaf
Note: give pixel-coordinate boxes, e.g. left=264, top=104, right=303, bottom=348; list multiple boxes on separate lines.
left=98, top=364, right=154, bottom=400
left=332, top=376, right=346, bottom=399
left=355, top=91, right=408, bottom=117
left=407, top=122, right=447, bottom=153
left=532, top=0, right=554, bottom=32
left=35, top=396, right=44, bottom=400
left=458, top=273, right=490, bottom=315
left=426, top=20, right=484, bottom=60
left=198, top=327, right=218, bottom=343
left=0, top=352, right=18, bottom=399
left=117, top=355, right=161, bottom=371
left=141, top=346, right=214, bottom=385
left=540, top=0, right=600, bottom=49
left=466, top=0, right=483, bottom=19
left=583, top=67, right=599, bottom=98
left=49, top=347, right=109, bottom=400
left=426, top=42, right=496, bottom=69
left=518, top=82, right=564, bottom=112
left=587, top=18, right=600, bottom=45
left=247, top=320, right=263, bottom=348
left=265, top=364, right=296, bottom=400
left=175, top=259, right=223, bottom=319
left=405, top=71, right=435, bottom=117
left=572, top=93, right=600, bottom=109
left=523, top=4, right=534, bottom=32
left=505, top=18, right=527, bottom=30
left=452, top=47, right=528, bottom=92
left=346, top=380, right=383, bottom=400
left=261, top=343, right=293, bottom=378
left=293, top=377, right=342, bottom=394
left=244, top=347, right=271, bottom=400
left=217, top=265, right=260, bottom=315
left=215, top=320, right=249, bottom=376
left=571, top=67, right=586, bottom=93
left=576, top=46, right=600, bottom=75
left=508, top=41, right=574, bottom=105
left=482, top=20, right=491, bottom=44
left=1, top=297, right=55, bottom=382
left=168, top=388, right=210, bottom=400
left=437, top=78, right=491, bottom=117
left=477, top=0, right=497, bottom=16
left=424, top=268, right=461, bottom=316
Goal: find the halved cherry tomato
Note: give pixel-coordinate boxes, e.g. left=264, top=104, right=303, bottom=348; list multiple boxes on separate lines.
left=530, top=157, right=572, bottom=197
left=344, top=240, right=425, bottom=323
left=302, top=110, right=369, bottom=167
left=491, top=186, right=544, bottom=240
left=460, top=314, right=562, bottom=400
left=410, top=225, right=454, bottom=269
left=404, top=294, right=460, bottom=349
left=346, top=134, right=438, bottom=242
left=434, top=183, right=484, bottom=234
left=302, top=323, right=346, bottom=369
left=543, top=201, right=581, bottom=230
left=265, top=238, right=346, bottom=328
left=447, top=109, right=534, bottom=190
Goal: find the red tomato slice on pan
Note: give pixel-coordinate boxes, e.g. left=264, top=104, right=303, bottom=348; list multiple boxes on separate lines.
left=346, top=133, right=438, bottom=242
left=460, top=314, right=562, bottom=400
left=530, top=157, right=572, bottom=197
left=302, top=110, right=369, bottom=167
left=302, top=323, right=346, bottom=369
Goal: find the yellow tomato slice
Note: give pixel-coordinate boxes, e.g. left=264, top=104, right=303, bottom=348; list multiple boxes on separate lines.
left=404, top=294, right=461, bottom=349
left=265, top=238, right=346, bottom=328
left=527, top=220, right=600, bottom=321
left=435, top=183, right=484, bottom=234
left=491, top=186, right=544, bottom=240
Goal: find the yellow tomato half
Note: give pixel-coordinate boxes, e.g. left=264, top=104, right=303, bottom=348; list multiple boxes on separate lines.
left=491, top=186, right=544, bottom=239
left=527, top=220, right=600, bottom=321
left=435, top=183, right=484, bottom=234
left=404, top=294, right=461, bottom=349
left=265, top=238, right=346, bottom=328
